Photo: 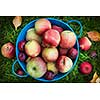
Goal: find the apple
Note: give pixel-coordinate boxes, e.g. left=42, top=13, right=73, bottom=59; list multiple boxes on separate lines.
left=26, top=28, right=41, bottom=43
left=26, top=57, right=47, bottom=78
left=59, top=47, right=69, bottom=56
left=18, top=40, right=26, bottom=51
left=79, top=37, right=92, bottom=51
left=41, top=39, right=50, bottom=47
left=60, top=30, right=76, bottom=49
left=42, top=47, right=58, bottom=62
left=25, top=40, right=41, bottom=57
left=67, top=48, right=78, bottom=59
left=90, top=51, right=97, bottom=58
left=43, top=29, right=60, bottom=47
left=16, top=68, right=24, bottom=75
left=79, top=61, right=92, bottom=74
left=18, top=52, right=26, bottom=61
left=56, top=56, right=73, bottom=73
left=47, top=62, right=58, bottom=75
left=1, top=42, right=15, bottom=59
left=35, top=18, right=51, bottom=35
left=52, top=25, right=63, bottom=33
left=44, top=71, right=55, bottom=80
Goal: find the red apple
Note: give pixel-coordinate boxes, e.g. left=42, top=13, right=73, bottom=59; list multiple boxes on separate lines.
left=27, top=57, right=47, bottom=78
left=79, top=37, right=92, bottom=51
left=59, top=48, right=69, bottom=56
left=60, top=30, right=76, bottom=49
left=67, top=48, right=78, bottom=59
left=16, top=68, right=24, bottom=75
left=18, top=40, right=26, bottom=51
left=52, top=25, right=63, bottom=33
left=79, top=61, right=92, bottom=74
left=35, top=18, right=51, bottom=35
left=43, top=29, right=60, bottom=47
left=18, top=52, right=26, bottom=61
left=1, top=42, right=15, bottom=59
left=42, top=47, right=58, bottom=62
left=44, top=71, right=55, bottom=80
left=41, top=39, right=50, bottom=47
left=90, top=51, right=97, bottom=58
left=56, top=56, right=73, bottom=73
left=25, top=40, right=41, bottom=57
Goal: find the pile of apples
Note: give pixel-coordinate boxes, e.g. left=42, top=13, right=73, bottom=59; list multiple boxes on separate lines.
left=1, top=18, right=94, bottom=81
left=18, top=18, right=79, bottom=80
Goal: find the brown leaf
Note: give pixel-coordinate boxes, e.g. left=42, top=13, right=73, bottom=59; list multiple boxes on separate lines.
left=13, top=16, right=22, bottom=30
left=90, top=72, right=98, bottom=83
left=87, top=31, right=100, bottom=42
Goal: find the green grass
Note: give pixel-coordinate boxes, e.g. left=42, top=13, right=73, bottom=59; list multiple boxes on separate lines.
left=0, top=16, right=100, bottom=83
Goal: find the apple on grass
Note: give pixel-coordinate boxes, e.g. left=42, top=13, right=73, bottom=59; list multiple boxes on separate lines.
left=26, top=28, right=41, bottom=43
left=25, top=40, right=41, bottom=57
left=43, top=29, right=60, bottom=47
left=27, top=57, right=47, bottom=78
left=56, top=56, right=73, bottom=73
left=79, top=61, right=92, bottom=75
left=16, top=68, right=24, bottom=76
left=79, top=37, right=92, bottom=51
left=35, top=18, right=51, bottom=35
left=60, top=30, right=76, bottom=49
left=42, top=47, right=58, bottom=62
left=1, top=42, right=15, bottom=59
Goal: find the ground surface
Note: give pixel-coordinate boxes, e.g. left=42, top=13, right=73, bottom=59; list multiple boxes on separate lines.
left=0, top=16, right=100, bottom=83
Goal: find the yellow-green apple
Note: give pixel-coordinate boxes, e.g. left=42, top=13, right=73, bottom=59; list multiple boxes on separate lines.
left=42, top=47, right=58, bottom=62
left=26, top=28, right=41, bottom=43
left=56, top=56, right=73, bottom=73
left=25, top=40, right=41, bottom=57
left=79, top=37, right=92, bottom=51
left=35, top=18, right=51, bottom=35
left=43, top=29, right=60, bottom=47
left=52, top=25, right=63, bottom=33
left=67, top=48, right=78, bottom=59
left=47, top=62, right=58, bottom=75
left=1, top=42, right=15, bottom=59
left=79, top=61, right=92, bottom=74
left=60, top=30, right=76, bottom=49
left=27, top=57, right=47, bottom=78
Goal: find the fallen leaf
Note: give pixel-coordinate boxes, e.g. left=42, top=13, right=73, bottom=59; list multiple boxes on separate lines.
left=90, top=72, right=98, bottom=83
left=87, top=31, right=100, bottom=42
left=13, top=16, right=22, bottom=30
left=95, top=77, right=100, bottom=83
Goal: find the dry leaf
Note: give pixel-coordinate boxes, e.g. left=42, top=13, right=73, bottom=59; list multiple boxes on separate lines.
left=87, top=31, right=100, bottom=42
left=95, top=78, right=100, bottom=83
left=13, top=16, right=22, bottom=30
left=90, top=72, right=98, bottom=83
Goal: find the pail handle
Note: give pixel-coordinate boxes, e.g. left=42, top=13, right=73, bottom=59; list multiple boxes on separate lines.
left=67, top=20, right=83, bottom=38
left=12, top=60, right=29, bottom=78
